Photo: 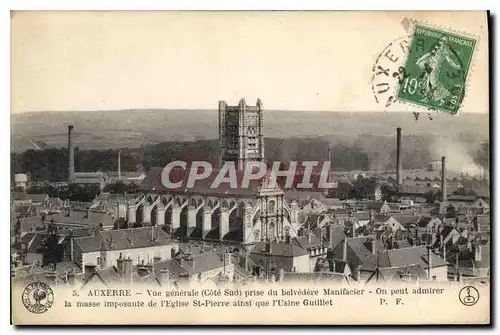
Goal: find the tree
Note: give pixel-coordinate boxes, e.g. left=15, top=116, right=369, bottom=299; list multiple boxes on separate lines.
left=38, top=233, right=63, bottom=266
left=446, top=204, right=457, bottom=218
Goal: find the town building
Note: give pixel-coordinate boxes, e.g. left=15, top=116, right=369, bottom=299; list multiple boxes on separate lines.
left=72, top=226, right=178, bottom=270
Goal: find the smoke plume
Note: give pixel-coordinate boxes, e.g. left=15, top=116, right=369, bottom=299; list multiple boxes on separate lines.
left=430, top=138, right=482, bottom=176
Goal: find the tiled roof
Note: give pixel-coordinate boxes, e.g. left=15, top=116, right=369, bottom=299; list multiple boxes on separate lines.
left=373, top=214, right=391, bottom=223
left=42, top=261, right=81, bottom=276
left=250, top=241, right=308, bottom=258
left=27, top=194, right=49, bottom=203
left=332, top=236, right=384, bottom=271
left=284, top=191, right=325, bottom=202
left=354, top=212, right=371, bottom=221
left=393, top=240, right=412, bottom=249
left=382, top=246, right=448, bottom=269
left=153, top=252, right=228, bottom=278
left=12, top=216, right=45, bottom=235
left=392, top=214, right=420, bottom=226
left=292, top=234, right=323, bottom=250
left=74, top=226, right=174, bottom=253
left=448, top=195, right=478, bottom=202
left=21, top=233, right=46, bottom=253
left=12, top=191, right=28, bottom=201
left=94, top=193, right=140, bottom=203
left=46, top=210, right=116, bottom=228
left=328, top=225, right=346, bottom=249
left=282, top=272, right=348, bottom=284
left=377, top=264, right=428, bottom=282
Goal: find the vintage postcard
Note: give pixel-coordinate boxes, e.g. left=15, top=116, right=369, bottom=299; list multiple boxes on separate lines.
left=10, top=11, right=490, bottom=325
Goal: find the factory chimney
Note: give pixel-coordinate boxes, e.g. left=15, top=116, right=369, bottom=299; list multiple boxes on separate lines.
left=68, top=125, right=74, bottom=184
left=118, top=150, right=121, bottom=180
left=396, top=127, right=402, bottom=191
left=441, top=156, right=447, bottom=202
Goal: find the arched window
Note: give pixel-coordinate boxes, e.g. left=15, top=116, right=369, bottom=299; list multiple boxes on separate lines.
left=268, top=200, right=276, bottom=214
left=254, top=229, right=260, bottom=241
left=269, top=223, right=276, bottom=240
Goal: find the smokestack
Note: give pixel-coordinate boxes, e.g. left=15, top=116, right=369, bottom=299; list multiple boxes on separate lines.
left=118, top=150, right=121, bottom=180
left=427, top=246, right=433, bottom=280
left=68, top=125, right=74, bottom=184
left=441, top=156, right=447, bottom=202
left=396, top=127, right=402, bottom=191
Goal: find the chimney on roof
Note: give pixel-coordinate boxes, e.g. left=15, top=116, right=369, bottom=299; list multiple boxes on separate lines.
left=159, top=269, right=170, bottom=288
left=66, top=269, right=75, bottom=285
left=117, top=253, right=133, bottom=284
left=223, top=252, right=231, bottom=267
left=68, top=125, right=75, bottom=184
left=184, top=255, right=194, bottom=268
left=279, top=268, right=285, bottom=282
left=118, top=150, right=121, bottom=181
left=343, top=238, right=347, bottom=262
left=474, top=243, right=482, bottom=261
left=441, top=156, right=447, bottom=202
left=396, top=127, right=402, bottom=192
left=427, top=246, right=433, bottom=280
left=84, top=264, right=96, bottom=279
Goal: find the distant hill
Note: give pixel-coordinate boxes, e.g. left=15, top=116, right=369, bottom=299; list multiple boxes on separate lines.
left=10, top=109, right=489, bottom=152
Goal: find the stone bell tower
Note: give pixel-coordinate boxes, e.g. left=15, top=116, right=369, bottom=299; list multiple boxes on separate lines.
left=218, top=98, right=265, bottom=170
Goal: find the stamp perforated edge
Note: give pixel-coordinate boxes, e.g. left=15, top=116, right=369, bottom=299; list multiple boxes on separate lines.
left=394, top=18, right=483, bottom=116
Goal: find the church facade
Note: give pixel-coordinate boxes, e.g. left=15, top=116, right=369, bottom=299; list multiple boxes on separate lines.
left=109, top=99, right=299, bottom=247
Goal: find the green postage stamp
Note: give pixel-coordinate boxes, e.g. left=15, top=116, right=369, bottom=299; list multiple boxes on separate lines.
left=397, top=24, right=476, bottom=114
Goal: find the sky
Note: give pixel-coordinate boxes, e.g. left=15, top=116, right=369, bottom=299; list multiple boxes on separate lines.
left=11, top=11, right=489, bottom=114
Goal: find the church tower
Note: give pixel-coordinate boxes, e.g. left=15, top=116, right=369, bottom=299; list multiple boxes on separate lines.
left=218, top=98, right=265, bottom=170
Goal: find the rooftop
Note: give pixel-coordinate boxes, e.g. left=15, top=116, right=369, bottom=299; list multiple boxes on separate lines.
left=73, top=226, right=174, bottom=253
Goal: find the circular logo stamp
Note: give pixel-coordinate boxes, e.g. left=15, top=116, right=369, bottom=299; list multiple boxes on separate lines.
left=21, top=281, right=55, bottom=314
left=459, top=286, right=479, bottom=307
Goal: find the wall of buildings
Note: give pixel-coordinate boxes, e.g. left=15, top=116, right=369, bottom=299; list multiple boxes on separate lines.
left=73, top=243, right=179, bottom=270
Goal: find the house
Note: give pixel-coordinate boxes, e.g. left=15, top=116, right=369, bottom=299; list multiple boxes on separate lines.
left=331, top=236, right=385, bottom=280
left=301, top=199, right=328, bottom=215
left=326, top=224, right=347, bottom=250
left=281, top=271, right=350, bottom=285
left=473, top=214, right=490, bottom=233
left=18, top=232, right=49, bottom=265
left=353, top=200, right=390, bottom=214
left=106, top=171, right=146, bottom=184
left=379, top=246, right=449, bottom=282
left=373, top=215, right=405, bottom=232
left=448, top=239, right=490, bottom=279
left=292, top=233, right=328, bottom=272
left=71, top=172, right=107, bottom=190
left=331, top=236, right=449, bottom=282
left=153, top=251, right=234, bottom=286
left=79, top=255, right=162, bottom=288
left=27, top=193, right=50, bottom=207
left=72, top=226, right=178, bottom=270
left=11, top=191, right=32, bottom=207
left=249, top=240, right=309, bottom=273
left=366, top=264, right=428, bottom=284
left=46, top=209, right=116, bottom=230
left=440, top=226, right=462, bottom=247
